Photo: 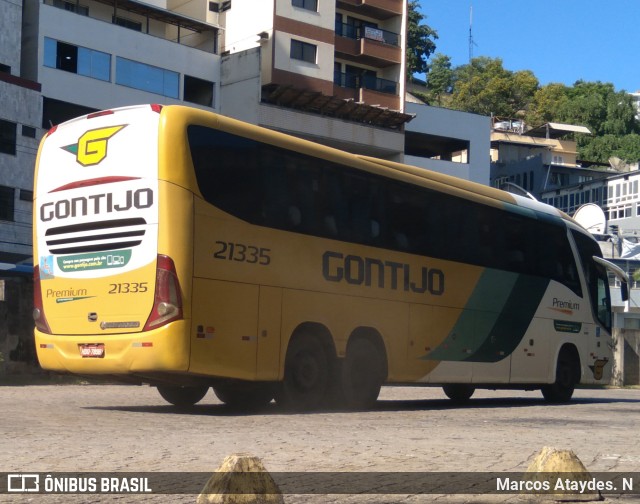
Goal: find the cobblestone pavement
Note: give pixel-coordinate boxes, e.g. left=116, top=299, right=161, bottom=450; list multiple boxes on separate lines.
left=1, top=384, right=640, bottom=503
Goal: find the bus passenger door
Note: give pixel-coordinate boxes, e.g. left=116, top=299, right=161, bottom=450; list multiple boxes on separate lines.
left=256, top=286, right=282, bottom=380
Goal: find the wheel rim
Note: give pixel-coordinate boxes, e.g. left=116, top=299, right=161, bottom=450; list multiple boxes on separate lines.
left=292, top=351, right=321, bottom=392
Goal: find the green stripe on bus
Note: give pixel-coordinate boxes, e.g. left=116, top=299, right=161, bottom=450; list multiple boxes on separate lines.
left=467, top=274, right=549, bottom=362
left=423, top=269, right=516, bottom=361
left=422, top=270, right=549, bottom=363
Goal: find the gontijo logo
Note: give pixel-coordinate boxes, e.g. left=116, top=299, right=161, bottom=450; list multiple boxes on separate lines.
left=61, top=125, right=126, bottom=167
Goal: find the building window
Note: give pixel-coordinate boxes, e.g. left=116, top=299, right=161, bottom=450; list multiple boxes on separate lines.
left=44, top=38, right=111, bottom=82
left=292, top=0, right=318, bottom=11
left=0, top=63, right=10, bottom=74
left=19, top=189, right=33, bottom=202
left=113, top=16, right=142, bottom=32
left=116, top=57, right=179, bottom=98
left=290, top=40, right=317, bottom=64
left=184, top=75, right=214, bottom=107
left=209, top=0, right=231, bottom=12
left=0, top=120, right=17, bottom=156
left=52, top=0, right=88, bottom=16
left=22, top=126, right=36, bottom=139
left=0, top=186, right=15, bottom=222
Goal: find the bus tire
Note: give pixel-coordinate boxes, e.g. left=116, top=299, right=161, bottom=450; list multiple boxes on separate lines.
left=340, top=337, right=385, bottom=410
left=443, top=384, right=475, bottom=403
left=542, top=353, right=579, bottom=403
left=213, top=382, right=274, bottom=410
left=276, top=333, right=328, bottom=411
left=157, top=385, right=209, bottom=407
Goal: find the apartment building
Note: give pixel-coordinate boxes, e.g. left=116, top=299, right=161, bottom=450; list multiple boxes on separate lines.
left=489, top=119, right=610, bottom=201
left=540, top=167, right=640, bottom=232
left=218, top=0, right=411, bottom=159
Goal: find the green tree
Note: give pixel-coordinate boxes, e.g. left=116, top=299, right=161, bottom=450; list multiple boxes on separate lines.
left=577, top=134, right=640, bottom=165
left=525, top=83, right=569, bottom=126
left=538, top=80, right=640, bottom=163
left=406, top=0, right=438, bottom=78
left=449, top=57, right=538, bottom=118
left=425, top=53, right=454, bottom=106
left=556, top=81, right=612, bottom=135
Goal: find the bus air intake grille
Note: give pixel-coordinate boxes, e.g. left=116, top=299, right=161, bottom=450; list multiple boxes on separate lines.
left=44, top=218, right=147, bottom=254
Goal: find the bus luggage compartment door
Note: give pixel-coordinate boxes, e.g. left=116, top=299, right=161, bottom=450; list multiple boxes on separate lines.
left=190, top=278, right=259, bottom=379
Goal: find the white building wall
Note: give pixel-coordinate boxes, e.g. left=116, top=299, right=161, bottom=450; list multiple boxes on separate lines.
left=222, top=0, right=274, bottom=53
left=220, top=48, right=262, bottom=124
left=405, top=103, right=491, bottom=185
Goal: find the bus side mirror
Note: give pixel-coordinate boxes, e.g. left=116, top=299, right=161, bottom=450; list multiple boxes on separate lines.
left=621, top=282, right=629, bottom=302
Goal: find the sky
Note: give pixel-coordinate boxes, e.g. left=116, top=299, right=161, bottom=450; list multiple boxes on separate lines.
left=418, top=0, right=640, bottom=93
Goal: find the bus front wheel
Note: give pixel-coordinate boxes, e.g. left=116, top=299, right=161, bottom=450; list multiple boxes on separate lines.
left=542, top=355, right=578, bottom=403
left=157, top=385, right=209, bottom=407
left=276, top=333, right=328, bottom=411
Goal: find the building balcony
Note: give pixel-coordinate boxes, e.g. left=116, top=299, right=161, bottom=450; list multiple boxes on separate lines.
left=333, top=72, right=400, bottom=110
left=336, top=0, right=403, bottom=20
left=335, top=24, right=401, bottom=67
left=42, top=0, right=219, bottom=53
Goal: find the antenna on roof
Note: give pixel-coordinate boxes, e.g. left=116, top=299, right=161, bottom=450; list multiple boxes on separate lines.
left=468, top=2, right=477, bottom=62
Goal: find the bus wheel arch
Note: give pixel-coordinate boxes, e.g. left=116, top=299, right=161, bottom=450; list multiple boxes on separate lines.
left=275, top=323, right=336, bottom=411
left=338, top=327, right=388, bottom=410
left=542, top=344, right=581, bottom=403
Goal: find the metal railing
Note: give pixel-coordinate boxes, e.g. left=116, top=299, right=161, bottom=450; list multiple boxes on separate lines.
left=333, top=71, right=397, bottom=95
left=335, top=22, right=399, bottom=47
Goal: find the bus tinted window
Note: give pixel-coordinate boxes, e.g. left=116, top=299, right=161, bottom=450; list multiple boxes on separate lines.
left=188, top=125, right=580, bottom=294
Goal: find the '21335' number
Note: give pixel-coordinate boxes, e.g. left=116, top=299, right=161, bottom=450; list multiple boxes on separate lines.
left=213, top=241, right=271, bottom=265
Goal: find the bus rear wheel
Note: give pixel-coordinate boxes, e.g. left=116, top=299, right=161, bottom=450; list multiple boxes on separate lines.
left=157, top=384, right=209, bottom=407
left=542, top=355, right=579, bottom=403
left=339, top=338, right=385, bottom=410
left=276, top=333, right=328, bottom=411
left=213, top=382, right=274, bottom=410
left=443, top=384, right=475, bottom=403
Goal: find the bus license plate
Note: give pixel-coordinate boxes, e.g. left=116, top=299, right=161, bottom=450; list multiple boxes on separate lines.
left=79, top=344, right=105, bottom=358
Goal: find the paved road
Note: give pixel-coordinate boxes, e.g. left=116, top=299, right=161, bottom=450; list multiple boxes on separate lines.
left=2, top=384, right=640, bottom=503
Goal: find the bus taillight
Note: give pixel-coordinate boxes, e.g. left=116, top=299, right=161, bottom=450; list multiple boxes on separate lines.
left=33, top=266, right=52, bottom=334
left=144, top=255, right=183, bottom=331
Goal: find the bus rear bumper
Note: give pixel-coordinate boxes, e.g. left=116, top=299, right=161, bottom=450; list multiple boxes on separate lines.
left=34, top=321, right=190, bottom=375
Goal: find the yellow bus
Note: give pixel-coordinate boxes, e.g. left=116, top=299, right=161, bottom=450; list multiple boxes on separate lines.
left=33, top=104, right=627, bottom=410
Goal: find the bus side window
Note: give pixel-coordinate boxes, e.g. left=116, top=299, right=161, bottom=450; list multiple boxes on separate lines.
left=322, top=171, right=345, bottom=237
left=262, top=150, right=289, bottom=228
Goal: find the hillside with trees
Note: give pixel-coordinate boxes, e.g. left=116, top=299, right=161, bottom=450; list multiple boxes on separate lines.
left=407, top=2, right=640, bottom=165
